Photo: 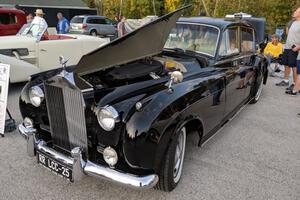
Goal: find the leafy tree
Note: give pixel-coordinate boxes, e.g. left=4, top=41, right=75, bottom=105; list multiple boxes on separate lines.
left=83, top=0, right=300, bottom=33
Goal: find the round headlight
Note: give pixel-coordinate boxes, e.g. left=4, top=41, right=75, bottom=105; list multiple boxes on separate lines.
left=96, top=106, right=119, bottom=131
left=29, top=86, right=44, bottom=107
left=103, top=147, right=118, bottom=167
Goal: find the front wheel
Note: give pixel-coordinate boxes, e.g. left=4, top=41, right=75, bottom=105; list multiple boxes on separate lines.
left=156, top=126, right=186, bottom=191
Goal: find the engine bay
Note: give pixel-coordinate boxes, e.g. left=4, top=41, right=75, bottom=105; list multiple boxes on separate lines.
left=82, top=56, right=188, bottom=87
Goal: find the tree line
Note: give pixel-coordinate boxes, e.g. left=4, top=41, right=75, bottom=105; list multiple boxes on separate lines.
left=82, top=0, right=300, bottom=33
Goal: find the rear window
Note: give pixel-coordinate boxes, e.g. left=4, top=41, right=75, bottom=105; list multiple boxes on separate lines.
left=71, top=17, right=84, bottom=24
left=0, top=13, right=16, bottom=25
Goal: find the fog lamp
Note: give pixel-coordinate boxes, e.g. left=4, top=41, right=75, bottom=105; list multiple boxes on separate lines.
left=24, top=117, right=34, bottom=128
left=103, top=147, right=118, bottom=167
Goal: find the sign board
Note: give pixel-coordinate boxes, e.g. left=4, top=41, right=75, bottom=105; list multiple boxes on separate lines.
left=0, top=64, right=10, bottom=135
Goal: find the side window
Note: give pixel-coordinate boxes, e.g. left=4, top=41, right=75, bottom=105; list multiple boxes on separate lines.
left=96, top=18, right=108, bottom=24
left=86, top=18, right=96, bottom=24
left=219, top=28, right=239, bottom=57
left=105, top=18, right=112, bottom=25
left=241, top=28, right=255, bottom=53
left=0, top=13, right=16, bottom=25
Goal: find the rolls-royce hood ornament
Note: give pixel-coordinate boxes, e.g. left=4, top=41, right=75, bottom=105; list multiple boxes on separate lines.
left=75, top=6, right=190, bottom=76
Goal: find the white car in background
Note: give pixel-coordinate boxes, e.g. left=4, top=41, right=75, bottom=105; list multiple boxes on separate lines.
left=0, top=23, right=110, bottom=83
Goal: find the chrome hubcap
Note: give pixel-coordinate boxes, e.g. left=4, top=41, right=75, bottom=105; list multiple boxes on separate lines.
left=173, top=127, right=186, bottom=183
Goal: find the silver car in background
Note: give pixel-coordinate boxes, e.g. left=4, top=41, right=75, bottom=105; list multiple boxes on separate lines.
left=70, top=15, right=117, bottom=38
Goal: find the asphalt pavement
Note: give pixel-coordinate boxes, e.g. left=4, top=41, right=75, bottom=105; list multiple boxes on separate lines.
left=0, top=77, right=299, bottom=200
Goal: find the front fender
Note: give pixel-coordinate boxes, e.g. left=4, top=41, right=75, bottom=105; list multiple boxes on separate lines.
left=0, top=54, right=39, bottom=83
left=123, top=78, right=207, bottom=171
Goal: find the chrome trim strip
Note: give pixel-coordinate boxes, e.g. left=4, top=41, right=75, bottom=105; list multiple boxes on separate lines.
left=36, top=140, right=74, bottom=166
left=84, top=161, right=159, bottom=189
left=18, top=124, right=158, bottom=189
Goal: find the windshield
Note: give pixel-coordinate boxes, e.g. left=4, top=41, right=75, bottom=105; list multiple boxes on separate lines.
left=164, top=23, right=219, bottom=56
left=18, top=23, right=47, bottom=40
left=71, top=17, right=85, bottom=24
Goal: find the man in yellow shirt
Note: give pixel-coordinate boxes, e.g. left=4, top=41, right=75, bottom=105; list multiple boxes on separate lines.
left=264, top=34, right=283, bottom=76
left=264, top=34, right=283, bottom=60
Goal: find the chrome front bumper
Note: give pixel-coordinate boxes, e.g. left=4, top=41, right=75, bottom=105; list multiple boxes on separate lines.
left=18, top=124, right=158, bottom=189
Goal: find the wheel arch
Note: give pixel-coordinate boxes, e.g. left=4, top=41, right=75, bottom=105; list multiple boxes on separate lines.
left=152, top=115, right=204, bottom=172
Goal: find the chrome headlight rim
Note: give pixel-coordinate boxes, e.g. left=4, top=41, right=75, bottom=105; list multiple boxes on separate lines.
left=96, top=105, right=119, bottom=132
left=29, top=86, right=44, bottom=107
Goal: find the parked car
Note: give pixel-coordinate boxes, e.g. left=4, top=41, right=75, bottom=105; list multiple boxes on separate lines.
left=0, top=22, right=109, bottom=83
left=70, top=15, right=117, bottom=37
left=0, top=8, right=26, bottom=36
left=18, top=7, right=268, bottom=192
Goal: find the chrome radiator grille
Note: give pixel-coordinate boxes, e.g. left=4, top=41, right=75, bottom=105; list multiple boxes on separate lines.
left=44, top=83, right=88, bottom=153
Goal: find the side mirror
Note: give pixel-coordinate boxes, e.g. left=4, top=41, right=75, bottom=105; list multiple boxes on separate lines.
left=167, top=71, right=183, bottom=92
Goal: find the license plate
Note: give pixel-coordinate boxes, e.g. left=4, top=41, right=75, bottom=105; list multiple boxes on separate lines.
left=37, top=151, right=73, bottom=181
left=72, top=26, right=78, bottom=30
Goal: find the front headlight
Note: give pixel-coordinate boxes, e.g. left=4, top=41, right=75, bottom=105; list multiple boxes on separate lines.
left=96, top=106, right=119, bottom=131
left=29, top=86, right=44, bottom=107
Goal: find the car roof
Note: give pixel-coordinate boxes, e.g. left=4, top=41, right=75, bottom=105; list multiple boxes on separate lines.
left=178, top=17, right=252, bottom=30
left=0, top=8, right=25, bottom=15
left=74, top=15, right=106, bottom=18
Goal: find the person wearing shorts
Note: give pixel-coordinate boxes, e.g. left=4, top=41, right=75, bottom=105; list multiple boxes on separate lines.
left=285, top=8, right=300, bottom=95
left=286, top=53, right=300, bottom=95
left=276, top=10, right=300, bottom=89
left=279, top=48, right=298, bottom=86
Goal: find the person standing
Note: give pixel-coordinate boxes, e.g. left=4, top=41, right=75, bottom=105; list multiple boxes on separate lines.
left=17, top=13, right=34, bottom=35
left=31, top=9, right=48, bottom=36
left=276, top=16, right=298, bottom=89
left=117, top=16, right=126, bottom=37
left=56, top=12, right=70, bottom=34
left=286, top=8, right=300, bottom=95
left=26, top=14, right=33, bottom=24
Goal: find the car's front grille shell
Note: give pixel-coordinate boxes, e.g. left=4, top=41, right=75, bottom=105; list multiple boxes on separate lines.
left=44, top=82, right=88, bottom=153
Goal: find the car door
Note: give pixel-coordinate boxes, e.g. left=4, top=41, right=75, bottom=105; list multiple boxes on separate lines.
left=37, top=38, right=82, bottom=71
left=216, top=27, right=247, bottom=117
left=95, top=18, right=115, bottom=36
left=104, top=18, right=117, bottom=36
left=240, top=27, right=257, bottom=99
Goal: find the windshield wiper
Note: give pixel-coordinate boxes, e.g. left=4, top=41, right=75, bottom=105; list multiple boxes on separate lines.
left=163, top=47, right=197, bottom=56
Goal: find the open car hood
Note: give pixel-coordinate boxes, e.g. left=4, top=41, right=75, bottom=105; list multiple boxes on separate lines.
left=75, top=6, right=188, bottom=76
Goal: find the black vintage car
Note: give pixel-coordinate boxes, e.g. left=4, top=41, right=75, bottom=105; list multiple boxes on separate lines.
left=18, top=7, right=268, bottom=191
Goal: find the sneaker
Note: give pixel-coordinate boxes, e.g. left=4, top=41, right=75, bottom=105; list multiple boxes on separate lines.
left=285, top=90, right=298, bottom=96
left=286, top=84, right=295, bottom=91
left=276, top=80, right=289, bottom=86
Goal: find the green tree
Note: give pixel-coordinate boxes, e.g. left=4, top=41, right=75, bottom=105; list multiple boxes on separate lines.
left=83, top=0, right=300, bottom=33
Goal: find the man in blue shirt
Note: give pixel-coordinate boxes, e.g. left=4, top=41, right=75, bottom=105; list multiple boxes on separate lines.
left=56, top=12, right=69, bottom=34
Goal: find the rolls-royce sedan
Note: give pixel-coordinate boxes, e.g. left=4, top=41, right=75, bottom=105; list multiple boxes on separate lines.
left=18, top=7, right=268, bottom=191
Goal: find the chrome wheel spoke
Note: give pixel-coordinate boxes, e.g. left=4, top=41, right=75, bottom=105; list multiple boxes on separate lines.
left=173, top=127, right=186, bottom=183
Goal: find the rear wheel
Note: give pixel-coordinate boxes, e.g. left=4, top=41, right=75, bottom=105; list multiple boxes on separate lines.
left=90, top=30, right=97, bottom=36
left=250, top=78, right=263, bottom=104
left=156, top=126, right=186, bottom=191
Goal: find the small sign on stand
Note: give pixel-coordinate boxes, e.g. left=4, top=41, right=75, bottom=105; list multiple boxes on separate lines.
left=0, top=64, right=10, bottom=136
